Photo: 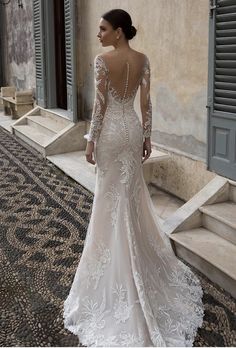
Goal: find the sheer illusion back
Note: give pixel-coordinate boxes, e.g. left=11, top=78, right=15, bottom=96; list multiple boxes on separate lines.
left=86, top=52, right=152, bottom=143
left=104, top=53, right=145, bottom=102
left=63, top=51, right=204, bottom=347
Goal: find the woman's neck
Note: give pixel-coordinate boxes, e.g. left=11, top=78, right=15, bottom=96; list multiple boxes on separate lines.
left=113, top=38, right=131, bottom=51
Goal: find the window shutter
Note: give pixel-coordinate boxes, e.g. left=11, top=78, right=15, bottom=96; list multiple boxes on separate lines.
left=207, top=0, right=236, bottom=180
left=33, top=0, right=46, bottom=107
left=214, top=0, right=236, bottom=114
left=64, top=0, right=77, bottom=121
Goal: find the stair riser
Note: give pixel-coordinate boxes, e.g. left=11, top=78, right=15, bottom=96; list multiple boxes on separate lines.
left=202, top=214, right=236, bottom=246
left=27, top=118, right=57, bottom=137
left=41, top=110, right=71, bottom=127
left=173, top=241, right=236, bottom=299
left=229, top=184, right=236, bottom=203
left=13, top=129, right=45, bottom=156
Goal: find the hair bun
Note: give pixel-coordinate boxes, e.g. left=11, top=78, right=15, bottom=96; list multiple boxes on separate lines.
left=127, top=25, right=137, bottom=40
left=102, top=9, right=137, bottom=41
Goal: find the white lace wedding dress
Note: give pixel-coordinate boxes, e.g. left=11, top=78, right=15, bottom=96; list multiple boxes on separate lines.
left=63, top=53, right=204, bottom=347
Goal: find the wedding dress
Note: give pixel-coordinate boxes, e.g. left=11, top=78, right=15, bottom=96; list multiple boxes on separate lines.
left=63, top=53, right=204, bottom=347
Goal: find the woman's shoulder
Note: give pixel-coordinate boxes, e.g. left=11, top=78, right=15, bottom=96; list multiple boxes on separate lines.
left=97, top=50, right=149, bottom=66
left=130, top=49, right=147, bottom=58
left=101, top=49, right=146, bottom=58
left=94, top=53, right=106, bottom=62
left=94, top=50, right=149, bottom=72
left=93, top=54, right=109, bottom=72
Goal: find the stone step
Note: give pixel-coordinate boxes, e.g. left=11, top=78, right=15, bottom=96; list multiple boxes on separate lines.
left=26, top=116, right=58, bottom=137
left=229, top=182, right=236, bottom=203
left=47, top=150, right=96, bottom=193
left=42, top=108, right=73, bottom=125
left=170, top=227, right=236, bottom=299
left=144, top=148, right=169, bottom=164
left=27, top=115, right=68, bottom=134
left=11, top=107, right=85, bottom=157
left=13, top=124, right=52, bottom=154
left=148, top=183, right=184, bottom=221
left=199, top=201, right=236, bottom=245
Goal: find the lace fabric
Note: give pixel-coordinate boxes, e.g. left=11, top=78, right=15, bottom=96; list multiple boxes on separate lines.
left=140, top=56, right=152, bottom=138
left=86, top=54, right=152, bottom=142
left=64, top=53, right=205, bottom=346
left=86, top=56, right=109, bottom=142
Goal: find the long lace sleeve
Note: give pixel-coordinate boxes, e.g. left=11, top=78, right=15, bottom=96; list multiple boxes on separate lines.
left=140, top=55, right=152, bottom=138
left=86, top=55, right=109, bottom=142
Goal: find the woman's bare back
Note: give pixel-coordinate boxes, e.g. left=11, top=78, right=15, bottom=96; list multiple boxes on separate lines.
left=100, top=49, right=146, bottom=100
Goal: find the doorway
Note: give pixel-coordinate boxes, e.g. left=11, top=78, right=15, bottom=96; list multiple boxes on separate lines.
left=53, top=0, right=67, bottom=110
left=33, top=0, right=77, bottom=121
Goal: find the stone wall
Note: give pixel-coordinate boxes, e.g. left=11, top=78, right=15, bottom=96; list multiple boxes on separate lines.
left=3, top=1, right=36, bottom=92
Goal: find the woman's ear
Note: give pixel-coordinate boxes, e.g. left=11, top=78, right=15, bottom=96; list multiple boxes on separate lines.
left=116, top=27, right=122, bottom=36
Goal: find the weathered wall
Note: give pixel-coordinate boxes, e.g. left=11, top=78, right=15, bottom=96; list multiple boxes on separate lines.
left=4, top=1, right=36, bottom=92
left=151, top=152, right=216, bottom=201
left=0, top=6, right=5, bottom=86
left=77, top=0, right=209, bottom=161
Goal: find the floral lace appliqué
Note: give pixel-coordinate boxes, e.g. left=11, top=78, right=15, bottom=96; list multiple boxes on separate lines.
left=112, top=283, right=134, bottom=324
left=115, top=150, right=137, bottom=185
left=104, top=184, right=120, bottom=238
left=86, top=241, right=111, bottom=289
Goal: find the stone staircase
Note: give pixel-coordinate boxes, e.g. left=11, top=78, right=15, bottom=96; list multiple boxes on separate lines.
left=200, top=201, right=236, bottom=245
left=11, top=106, right=87, bottom=156
left=163, top=177, right=236, bottom=299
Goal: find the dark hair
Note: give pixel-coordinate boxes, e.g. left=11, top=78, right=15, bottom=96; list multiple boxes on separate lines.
left=102, top=9, right=137, bottom=40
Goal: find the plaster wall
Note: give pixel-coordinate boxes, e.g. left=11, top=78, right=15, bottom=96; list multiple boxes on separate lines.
left=77, top=0, right=209, bottom=160
left=3, top=1, right=36, bottom=92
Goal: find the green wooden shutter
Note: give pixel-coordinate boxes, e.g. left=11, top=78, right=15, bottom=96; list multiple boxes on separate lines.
left=64, top=0, right=77, bottom=121
left=214, top=0, right=236, bottom=113
left=33, top=0, right=46, bottom=107
left=207, top=0, right=236, bottom=180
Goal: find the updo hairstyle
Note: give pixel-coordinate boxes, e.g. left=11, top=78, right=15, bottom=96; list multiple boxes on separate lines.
left=102, top=9, right=137, bottom=40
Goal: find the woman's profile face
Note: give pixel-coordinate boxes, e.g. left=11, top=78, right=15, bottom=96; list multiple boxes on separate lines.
left=97, top=18, right=117, bottom=47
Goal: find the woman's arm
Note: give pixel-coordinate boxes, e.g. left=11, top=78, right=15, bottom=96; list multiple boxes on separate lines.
left=85, top=55, right=108, bottom=164
left=140, top=55, right=152, bottom=162
left=87, top=55, right=108, bottom=142
left=140, top=55, right=152, bottom=139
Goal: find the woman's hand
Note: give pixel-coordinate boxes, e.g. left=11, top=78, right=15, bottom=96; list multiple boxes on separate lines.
left=85, top=141, right=96, bottom=165
left=142, top=137, right=152, bottom=163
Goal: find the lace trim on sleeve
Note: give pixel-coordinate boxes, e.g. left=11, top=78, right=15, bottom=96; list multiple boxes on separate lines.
left=140, top=55, right=152, bottom=139
left=87, top=55, right=109, bottom=142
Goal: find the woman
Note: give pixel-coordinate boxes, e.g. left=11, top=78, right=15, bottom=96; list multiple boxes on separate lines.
left=63, top=9, right=204, bottom=347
